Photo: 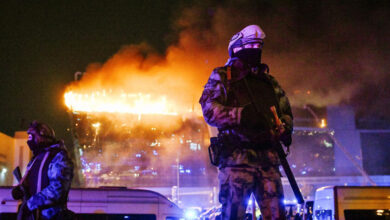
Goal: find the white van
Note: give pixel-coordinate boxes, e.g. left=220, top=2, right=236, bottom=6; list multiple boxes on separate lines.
left=313, top=186, right=390, bottom=220
left=0, top=186, right=184, bottom=220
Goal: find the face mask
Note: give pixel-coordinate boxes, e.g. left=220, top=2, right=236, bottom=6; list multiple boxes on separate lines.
left=27, top=139, right=41, bottom=154
left=234, top=48, right=262, bottom=66
left=27, top=136, right=50, bottom=154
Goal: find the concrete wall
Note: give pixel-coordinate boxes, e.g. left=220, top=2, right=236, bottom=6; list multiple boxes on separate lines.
left=13, top=131, right=30, bottom=184
left=0, top=131, right=30, bottom=186
left=0, top=132, right=14, bottom=185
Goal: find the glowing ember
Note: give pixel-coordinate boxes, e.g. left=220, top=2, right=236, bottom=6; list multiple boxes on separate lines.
left=320, top=118, right=327, bottom=128
left=64, top=90, right=179, bottom=115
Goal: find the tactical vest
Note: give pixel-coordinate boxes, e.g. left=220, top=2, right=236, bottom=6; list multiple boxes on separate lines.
left=226, top=69, right=280, bottom=132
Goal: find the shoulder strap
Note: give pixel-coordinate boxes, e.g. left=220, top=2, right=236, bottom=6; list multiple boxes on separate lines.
left=36, top=147, right=61, bottom=193
left=37, top=151, right=50, bottom=193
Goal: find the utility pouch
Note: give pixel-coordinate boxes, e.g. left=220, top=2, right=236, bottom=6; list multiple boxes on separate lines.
left=208, top=137, right=224, bottom=166
left=208, top=135, right=238, bottom=166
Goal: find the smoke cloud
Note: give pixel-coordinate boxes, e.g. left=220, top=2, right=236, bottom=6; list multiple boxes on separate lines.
left=64, top=0, right=389, bottom=192
left=66, top=0, right=389, bottom=119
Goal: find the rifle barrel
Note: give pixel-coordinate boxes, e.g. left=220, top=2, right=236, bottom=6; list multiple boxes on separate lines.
left=275, top=143, right=305, bottom=204
left=13, top=167, right=22, bottom=183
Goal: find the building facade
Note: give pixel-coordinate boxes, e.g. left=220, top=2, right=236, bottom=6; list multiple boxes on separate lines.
left=0, top=131, right=29, bottom=186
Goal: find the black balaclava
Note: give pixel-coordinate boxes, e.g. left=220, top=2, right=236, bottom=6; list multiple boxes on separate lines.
left=27, top=121, right=55, bottom=155
left=27, top=133, right=52, bottom=155
left=27, top=138, right=39, bottom=153
left=234, top=48, right=262, bottom=67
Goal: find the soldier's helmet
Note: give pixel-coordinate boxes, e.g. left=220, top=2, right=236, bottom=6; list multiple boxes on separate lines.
left=228, top=24, right=266, bottom=57
left=28, top=120, right=56, bottom=140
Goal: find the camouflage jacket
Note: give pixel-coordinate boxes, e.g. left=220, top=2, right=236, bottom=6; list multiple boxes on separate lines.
left=199, top=61, right=293, bottom=167
left=26, top=142, right=74, bottom=219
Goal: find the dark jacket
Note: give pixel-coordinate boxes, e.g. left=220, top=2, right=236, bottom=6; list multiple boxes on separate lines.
left=20, top=142, right=74, bottom=219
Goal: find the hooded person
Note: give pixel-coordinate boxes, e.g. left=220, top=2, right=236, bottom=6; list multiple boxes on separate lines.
left=12, top=121, right=74, bottom=220
left=199, top=25, right=293, bottom=220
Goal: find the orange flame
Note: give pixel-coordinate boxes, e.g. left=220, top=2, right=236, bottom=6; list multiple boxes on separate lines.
left=62, top=43, right=216, bottom=117
left=64, top=90, right=180, bottom=115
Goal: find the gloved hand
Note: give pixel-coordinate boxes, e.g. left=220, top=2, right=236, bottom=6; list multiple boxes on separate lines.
left=279, top=115, right=292, bottom=146
left=12, top=185, right=25, bottom=200
left=270, top=123, right=292, bottom=146
left=269, top=116, right=292, bottom=146
left=280, top=115, right=293, bottom=132
left=276, top=124, right=292, bottom=146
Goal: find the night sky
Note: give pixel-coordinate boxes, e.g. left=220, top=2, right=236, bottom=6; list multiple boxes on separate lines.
left=1, top=0, right=389, bottom=145
left=0, top=1, right=180, bottom=140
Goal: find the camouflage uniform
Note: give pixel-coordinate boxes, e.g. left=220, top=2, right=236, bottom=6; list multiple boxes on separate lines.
left=23, top=142, right=74, bottom=219
left=199, top=61, right=293, bottom=220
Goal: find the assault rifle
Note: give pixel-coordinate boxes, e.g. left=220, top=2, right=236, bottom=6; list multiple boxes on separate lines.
left=243, top=78, right=304, bottom=204
left=270, top=106, right=305, bottom=204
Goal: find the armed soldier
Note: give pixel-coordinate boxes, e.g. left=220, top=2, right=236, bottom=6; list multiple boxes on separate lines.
left=199, top=25, right=293, bottom=220
left=12, top=121, right=74, bottom=220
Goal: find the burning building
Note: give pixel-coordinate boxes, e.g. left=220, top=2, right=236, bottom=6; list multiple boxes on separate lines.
left=65, top=90, right=215, bottom=187
left=63, top=84, right=338, bottom=206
